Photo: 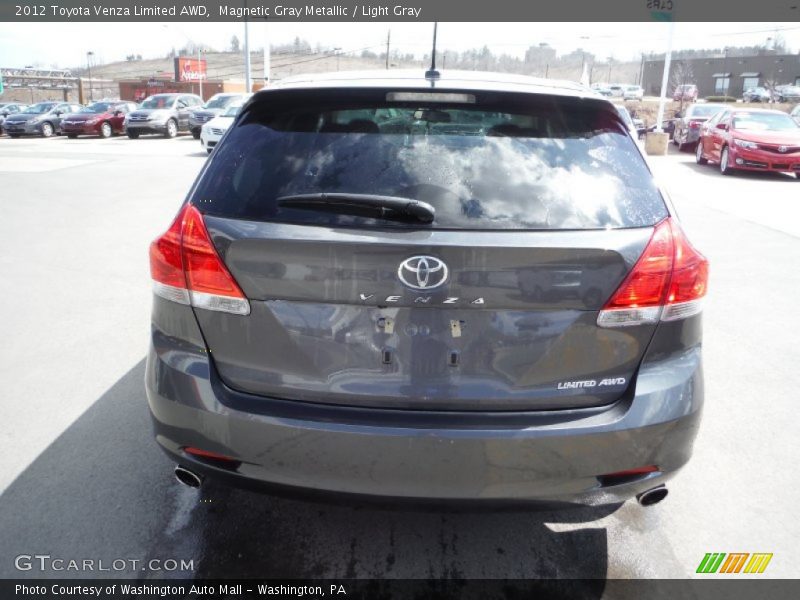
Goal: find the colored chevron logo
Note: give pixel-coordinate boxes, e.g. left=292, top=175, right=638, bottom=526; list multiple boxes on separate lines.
left=696, top=553, right=773, bottom=574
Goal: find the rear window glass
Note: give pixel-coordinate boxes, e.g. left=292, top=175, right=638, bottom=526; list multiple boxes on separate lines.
left=192, top=90, right=667, bottom=230
left=140, top=95, right=177, bottom=109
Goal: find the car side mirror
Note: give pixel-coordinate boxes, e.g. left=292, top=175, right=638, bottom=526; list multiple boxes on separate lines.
left=55, top=111, right=62, bottom=116
left=114, top=110, right=123, bottom=116
left=716, top=123, right=728, bottom=131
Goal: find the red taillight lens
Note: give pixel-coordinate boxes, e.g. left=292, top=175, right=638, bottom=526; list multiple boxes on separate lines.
left=598, top=218, right=708, bottom=327
left=603, top=220, right=673, bottom=310
left=149, top=204, right=250, bottom=315
left=667, top=224, right=708, bottom=303
left=181, top=206, right=246, bottom=298
left=149, top=209, right=190, bottom=305
left=661, top=220, right=709, bottom=321
left=689, top=120, right=701, bottom=129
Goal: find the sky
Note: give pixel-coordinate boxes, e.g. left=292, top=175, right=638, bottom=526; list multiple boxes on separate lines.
left=1, top=22, right=799, bottom=69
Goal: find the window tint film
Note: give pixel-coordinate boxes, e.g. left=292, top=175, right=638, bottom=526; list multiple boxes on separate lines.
left=193, top=90, right=667, bottom=230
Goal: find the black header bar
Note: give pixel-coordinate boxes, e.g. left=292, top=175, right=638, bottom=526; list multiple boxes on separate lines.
left=1, top=1, right=799, bottom=22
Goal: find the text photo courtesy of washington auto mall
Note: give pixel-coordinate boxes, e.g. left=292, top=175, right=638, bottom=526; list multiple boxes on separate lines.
left=1, top=0, right=800, bottom=598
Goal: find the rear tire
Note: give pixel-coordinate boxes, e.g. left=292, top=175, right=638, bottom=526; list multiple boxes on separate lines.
left=67, top=134, right=78, bottom=139
left=695, top=140, right=708, bottom=165
left=126, top=131, right=139, bottom=139
left=192, top=129, right=201, bottom=140
left=9, top=134, right=20, bottom=139
left=99, top=122, right=112, bottom=138
left=164, top=119, right=178, bottom=138
left=40, top=122, right=54, bottom=138
left=720, top=147, right=734, bottom=175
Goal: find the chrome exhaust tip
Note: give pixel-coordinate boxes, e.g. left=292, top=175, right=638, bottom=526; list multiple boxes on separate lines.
left=174, top=466, right=203, bottom=488
left=636, top=485, right=668, bottom=507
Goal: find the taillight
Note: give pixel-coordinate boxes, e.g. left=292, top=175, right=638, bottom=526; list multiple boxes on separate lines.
left=597, top=218, right=708, bottom=327
left=688, top=120, right=701, bottom=129
left=149, top=204, right=250, bottom=315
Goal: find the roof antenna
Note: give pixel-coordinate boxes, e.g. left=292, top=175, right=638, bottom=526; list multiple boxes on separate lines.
left=425, top=22, right=440, bottom=80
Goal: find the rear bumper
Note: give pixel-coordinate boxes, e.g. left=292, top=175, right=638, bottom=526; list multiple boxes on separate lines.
left=145, top=305, right=703, bottom=504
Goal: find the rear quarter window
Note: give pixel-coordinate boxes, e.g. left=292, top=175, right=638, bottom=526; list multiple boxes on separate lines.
left=192, top=88, right=667, bottom=231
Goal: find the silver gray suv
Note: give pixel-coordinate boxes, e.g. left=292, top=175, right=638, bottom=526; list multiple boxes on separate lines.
left=146, top=70, right=708, bottom=507
left=125, top=93, right=203, bottom=138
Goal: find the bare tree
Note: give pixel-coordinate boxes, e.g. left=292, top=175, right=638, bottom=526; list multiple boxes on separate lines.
left=670, top=60, right=695, bottom=113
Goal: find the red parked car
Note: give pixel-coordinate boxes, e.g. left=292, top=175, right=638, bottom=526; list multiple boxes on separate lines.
left=695, top=108, right=800, bottom=179
left=60, top=101, right=138, bottom=138
left=673, top=84, right=698, bottom=102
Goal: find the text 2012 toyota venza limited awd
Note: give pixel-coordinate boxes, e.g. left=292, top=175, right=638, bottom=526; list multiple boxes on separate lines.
left=145, top=70, right=708, bottom=507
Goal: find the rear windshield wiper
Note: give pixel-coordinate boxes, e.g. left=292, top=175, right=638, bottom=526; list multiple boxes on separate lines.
left=277, top=193, right=435, bottom=224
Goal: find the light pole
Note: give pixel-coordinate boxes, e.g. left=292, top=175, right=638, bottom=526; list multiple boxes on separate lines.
left=332, top=47, right=342, bottom=71
left=723, top=46, right=731, bottom=96
left=243, top=0, right=252, bottom=92
left=86, top=51, right=94, bottom=102
left=579, top=36, right=589, bottom=84
left=196, top=47, right=203, bottom=99
left=263, top=21, right=270, bottom=87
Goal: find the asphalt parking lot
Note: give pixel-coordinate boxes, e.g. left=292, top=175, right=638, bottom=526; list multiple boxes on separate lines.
left=0, top=133, right=798, bottom=584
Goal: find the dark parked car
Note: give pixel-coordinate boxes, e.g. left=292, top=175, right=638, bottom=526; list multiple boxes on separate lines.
left=672, top=103, right=726, bottom=150
left=774, top=85, right=800, bottom=103
left=188, top=93, right=250, bottom=139
left=646, top=116, right=678, bottom=138
left=0, top=103, right=28, bottom=135
left=2, top=101, right=82, bottom=137
left=61, top=101, right=138, bottom=138
left=125, top=93, right=203, bottom=138
left=696, top=107, right=800, bottom=178
left=146, top=70, right=708, bottom=507
left=743, top=87, right=771, bottom=103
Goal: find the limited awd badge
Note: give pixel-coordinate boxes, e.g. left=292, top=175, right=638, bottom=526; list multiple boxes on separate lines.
left=397, top=255, right=449, bottom=290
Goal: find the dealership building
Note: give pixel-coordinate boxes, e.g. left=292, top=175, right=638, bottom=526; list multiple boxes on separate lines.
left=642, top=53, right=800, bottom=98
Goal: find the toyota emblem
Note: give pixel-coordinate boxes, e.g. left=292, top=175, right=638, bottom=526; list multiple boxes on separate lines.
left=779, top=145, right=788, bottom=153
left=398, top=256, right=448, bottom=290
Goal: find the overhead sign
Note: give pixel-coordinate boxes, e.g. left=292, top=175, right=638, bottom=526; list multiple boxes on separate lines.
left=174, top=57, right=207, bottom=83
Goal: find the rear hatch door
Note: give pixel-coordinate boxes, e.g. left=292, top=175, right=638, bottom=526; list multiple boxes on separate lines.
left=189, top=86, right=669, bottom=411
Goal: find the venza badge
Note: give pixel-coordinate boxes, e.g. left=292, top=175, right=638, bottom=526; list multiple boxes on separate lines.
left=398, top=256, right=448, bottom=290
